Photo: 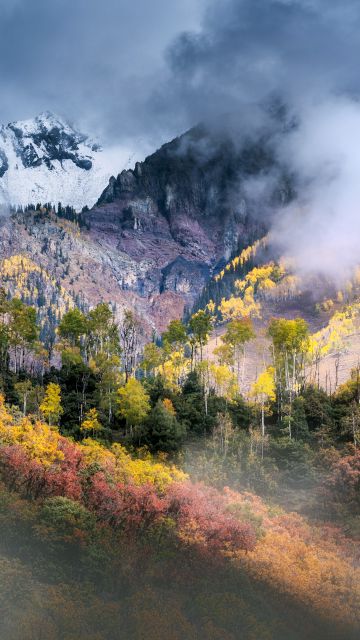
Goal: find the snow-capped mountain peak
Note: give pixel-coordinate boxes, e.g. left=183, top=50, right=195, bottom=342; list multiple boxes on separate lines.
left=0, top=111, right=111, bottom=210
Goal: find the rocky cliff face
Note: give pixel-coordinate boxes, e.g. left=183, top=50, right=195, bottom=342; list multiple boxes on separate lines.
left=88, top=126, right=288, bottom=317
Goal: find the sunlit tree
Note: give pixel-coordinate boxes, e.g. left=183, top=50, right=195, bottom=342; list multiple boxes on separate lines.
left=117, top=378, right=150, bottom=436
left=251, top=366, right=276, bottom=438
left=80, top=407, right=103, bottom=437
left=40, top=382, right=63, bottom=427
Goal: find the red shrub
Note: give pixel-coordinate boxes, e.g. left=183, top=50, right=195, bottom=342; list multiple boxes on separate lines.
left=0, top=446, right=46, bottom=498
left=0, top=442, right=256, bottom=556
left=86, top=472, right=167, bottom=531
left=0, top=443, right=83, bottom=501
left=167, top=482, right=256, bottom=554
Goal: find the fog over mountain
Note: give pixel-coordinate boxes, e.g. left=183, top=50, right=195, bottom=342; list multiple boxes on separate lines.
left=159, top=0, right=360, bottom=281
left=0, top=0, right=204, bottom=152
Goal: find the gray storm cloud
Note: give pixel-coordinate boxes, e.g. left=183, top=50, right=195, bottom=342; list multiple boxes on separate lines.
left=164, top=0, right=360, bottom=130
left=0, top=0, right=203, bottom=146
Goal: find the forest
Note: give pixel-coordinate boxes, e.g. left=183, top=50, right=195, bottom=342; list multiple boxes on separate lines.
left=0, top=285, right=359, bottom=639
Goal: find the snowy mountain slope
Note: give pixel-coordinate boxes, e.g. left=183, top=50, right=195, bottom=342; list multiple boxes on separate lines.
left=0, top=112, right=113, bottom=210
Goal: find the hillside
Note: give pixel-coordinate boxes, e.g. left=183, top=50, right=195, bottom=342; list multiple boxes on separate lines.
left=200, top=237, right=360, bottom=393
left=3, top=0, right=360, bottom=638
left=0, top=207, right=183, bottom=336
left=0, top=225, right=359, bottom=639
left=1, top=119, right=359, bottom=389
left=0, top=398, right=359, bottom=640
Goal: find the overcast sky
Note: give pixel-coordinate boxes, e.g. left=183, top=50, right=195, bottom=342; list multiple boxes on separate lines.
left=0, top=0, right=204, bottom=153
left=1, top=0, right=360, bottom=147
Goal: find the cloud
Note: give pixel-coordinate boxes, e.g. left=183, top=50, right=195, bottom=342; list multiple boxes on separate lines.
left=166, top=0, right=360, bottom=115
left=0, top=0, right=203, bottom=146
left=272, top=97, right=360, bottom=281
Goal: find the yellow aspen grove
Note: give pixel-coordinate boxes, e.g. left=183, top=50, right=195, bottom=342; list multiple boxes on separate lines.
left=210, top=363, right=238, bottom=400
left=161, top=349, right=190, bottom=388
left=221, top=318, right=255, bottom=389
left=219, top=294, right=261, bottom=321
left=268, top=318, right=309, bottom=438
left=214, top=236, right=268, bottom=282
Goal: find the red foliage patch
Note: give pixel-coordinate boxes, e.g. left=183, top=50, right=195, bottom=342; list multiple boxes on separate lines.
left=0, top=442, right=256, bottom=555
left=0, top=441, right=83, bottom=501
left=325, top=449, right=360, bottom=508
left=167, top=482, right=256, bottom=553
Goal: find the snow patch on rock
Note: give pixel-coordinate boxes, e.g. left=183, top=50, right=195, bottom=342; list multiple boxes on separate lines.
left=0, top=112, right=114, bottom=210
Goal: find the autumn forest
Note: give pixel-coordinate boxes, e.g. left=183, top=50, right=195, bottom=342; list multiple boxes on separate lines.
left=0, top=235, right=359, bottom=639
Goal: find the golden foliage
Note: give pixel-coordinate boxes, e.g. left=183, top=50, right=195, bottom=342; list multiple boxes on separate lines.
left=162, top=398, right=176, bottom=415
left=0, top=254, right=73, bottom=316
left=224, top=489, right=360, bottom=626
left=310, top=304, right=359, bottom=359
left=80, top=407, right=102, bottom=433
left=80, top=439, right=187, bottom=490
left=0, top=392, right=187, bottom=488
left=251, top=367, right=276, bottom=403
left=219, top=294, right=261, bottom=321
left=40, top=383, right=63, bottom=426
left=160, top=350, right=190, bottom=389
left=0, top=395, right=63, bottom=466
left=214, top=236, right=268, bottom=282
left=210, top=364, right=238, bottom=399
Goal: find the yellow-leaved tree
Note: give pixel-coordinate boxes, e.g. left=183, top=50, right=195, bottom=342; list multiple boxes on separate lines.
left=0, top=394, right=63, bottom=467
left=210, top=363, right=238, bottom=400
left=162, top=398, right=176, bottom=415
left=117, top=378, right=150, bottom=437
left=80, top=407, right=103, bottom=436
left=40, top=382, right=63, bottom=427
left=0, top=392, right=13, bottom=430
left=251, top=367, right=276, bottom=437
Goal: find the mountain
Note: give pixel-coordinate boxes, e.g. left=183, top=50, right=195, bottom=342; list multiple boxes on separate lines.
left=88, top=126, right=290, bottom=315
left=0, top=123, right=290, bottom=335
left=0, top=112, right=112, bottom=210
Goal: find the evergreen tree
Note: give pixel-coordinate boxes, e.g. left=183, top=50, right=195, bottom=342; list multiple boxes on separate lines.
left=142, top=399, right=185, bottom=452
